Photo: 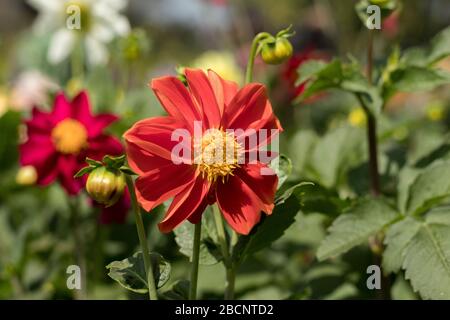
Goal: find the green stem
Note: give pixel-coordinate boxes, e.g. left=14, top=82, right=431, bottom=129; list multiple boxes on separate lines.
left=125, top=175, right=158, bottom=300
left=365, top=29, right=391, bottom=300
left=212, top=204, right=237, bottom=299
left=245, top=32, right=271, bottom=84
left=212, top=204, right=230, bottom=263
left=70, top=36, right=84, bottom=80
left=189, top=220, right=202, bottom=300
left=225, top=266, right=236, bottom=300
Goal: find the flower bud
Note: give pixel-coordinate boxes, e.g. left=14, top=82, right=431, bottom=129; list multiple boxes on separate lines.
left=86, top=166, right=126, bottom=207
left=369, top=0, right=391, bottom=7
left=16, top=165, right=38, bottom=185
left=261, top=38, right=293, bottom=65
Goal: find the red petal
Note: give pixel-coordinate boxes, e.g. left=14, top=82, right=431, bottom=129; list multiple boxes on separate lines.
left=185, top=68, right=221, bottom=128
left=51, top=92, right=71, bottom=124
left=215, top=174, right=264, bottom=235
left=125, top=141, right=173, bottom=176
left=187, top=195, right=209, bottom=224
left=20, top=135, right=59, bottom=186
left=87, top=134, right=123, bottom=160
left=151, top=76, right=202, bottom=131
left=57, top=155, right=84, bottom=195
left=158, top=175, right=210, bottom=233
left=235, top=163, right=277, bottom=214
left=135, top=164, right=196, bottom=212
left=26, top=107, right=52, bottom=135
left=207, top=70, right=239, bottom=116
left=71, top=91, right=93, bottom=125
left=88, top=114, right=119, bottom=137
left=99, top=189, right=130, bottom=224
left=222, top=83, right=263, bottom=127
left=124, top=116, right=191, bottom=170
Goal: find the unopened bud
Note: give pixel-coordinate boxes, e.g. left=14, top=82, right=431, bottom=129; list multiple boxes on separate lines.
left=16, top=165, right=38, bottom=185
left=86, top=166, right=126, bottom=207
left=261, top=38, right=293, bottom=65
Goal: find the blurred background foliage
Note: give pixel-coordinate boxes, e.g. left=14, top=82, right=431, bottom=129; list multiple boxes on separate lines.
left=0, top=0, right=449, bottom=300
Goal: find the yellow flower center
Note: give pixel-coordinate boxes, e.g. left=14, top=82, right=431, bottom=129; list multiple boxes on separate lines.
left=51, top=119, right=88, bottom=155
left=194, top=128, right=243, bottom=183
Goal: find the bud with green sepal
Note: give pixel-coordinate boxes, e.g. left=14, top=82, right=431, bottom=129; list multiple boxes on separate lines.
left=260, top=26, right=295, bottom=65
left=75, top=154, right=136, bottom=207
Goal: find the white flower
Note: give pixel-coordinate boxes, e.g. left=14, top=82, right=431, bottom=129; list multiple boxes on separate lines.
left=28, top=0, right=130, bottom=66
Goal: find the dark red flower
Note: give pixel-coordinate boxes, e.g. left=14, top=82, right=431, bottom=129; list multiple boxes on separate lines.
left=97, top=189, right=131, bottom=224
left=124, top=68, right=282, bottom=235
left=20, top=91, right=130, bottom=223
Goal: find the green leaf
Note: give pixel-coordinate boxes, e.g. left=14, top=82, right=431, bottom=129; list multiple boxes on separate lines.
left=402, top=25, right=450, bottom=67
left=173, top=209, right=222, bottom=265
left=85, top=157, right=102, bottom=167
left=296, top=60, right=328, bottom=85
left=298, top=183, right=349, bottom=217
left=428, top=25, right=450, bottom=65
left=119, top=166, right=137, bottom=176
left=403, top=221, right=450, bottom=299
left=406, top=160, right=450, bottom=216
left=382, top=207, right=450, bottom=299
left=389, top=67, right=450, bottom=92
left=73, top=166, right=94, bottom=178
left=106, top=252, right=171, bottom=293
left=233, top=183, right=310, bottom=261
left=288, top=130, right=318, bottom=174
left=296, top=57, right=382, bottom=115
left=310, top=125, right=365, bottom=188
left=270, top=154, right=292, bottom=189
left=160, top=280, right=190, bottom=300
left=383, top=217, right=421, bottom=274
left=317, top=198, right=399, bottom=261
left=275, top=181, right=314, bottom=205
left=397, top=166, right=421, bottom=214
left=103, top=154, right=126, bottom=169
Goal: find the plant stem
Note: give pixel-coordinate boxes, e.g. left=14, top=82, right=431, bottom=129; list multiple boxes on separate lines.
left=367, top=113, right=381, bottom=196
left=189, top=220, right=202, bottom=300
left=125, top=176, right=158, bottom=300
left=245, top=32, right=271, bottom=84
left=225, top=265, right=236, bottom=300
left=68, top=196, right=87, bottom=300
left=212, top=204, right=230, bottom=262
left=365, top=29, right=390, bottom=299
left=365, top=30, right=380, bottom=197
left=212, top=204, right=237, bottom=299
left=71, top=37, right=84, bottom=80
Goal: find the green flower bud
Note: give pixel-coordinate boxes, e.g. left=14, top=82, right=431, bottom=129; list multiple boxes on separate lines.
left=86, top=166, right=126, bottom=207
left=369, top=0, right=391, bottom=7
left=261, top=38, right=293, bottom=65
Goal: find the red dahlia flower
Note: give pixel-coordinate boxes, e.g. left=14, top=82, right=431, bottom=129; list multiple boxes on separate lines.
left=124, top=68, right=282, bottom=235
left=20, top=91, right=123, bottom=194
left=20, top=91, right=129, bottom=223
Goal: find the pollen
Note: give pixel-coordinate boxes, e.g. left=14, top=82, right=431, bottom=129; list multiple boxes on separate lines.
left=51, top=118, right=88, bottom=155
left=194, top=128, right=243, bottom=183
